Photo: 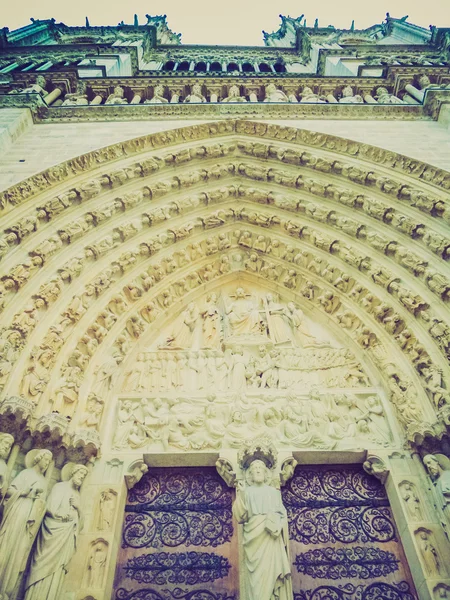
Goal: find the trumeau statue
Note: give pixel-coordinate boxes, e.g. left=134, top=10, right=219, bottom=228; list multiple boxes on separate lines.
left=24, top=463, right=89, bottom=600
left=0, top=449, right=53, bottom=600
left=233, top=459, right=293, bottom=600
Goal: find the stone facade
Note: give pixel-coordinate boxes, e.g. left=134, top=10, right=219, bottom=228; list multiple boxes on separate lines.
left=0, top=12, right=449, bottom=600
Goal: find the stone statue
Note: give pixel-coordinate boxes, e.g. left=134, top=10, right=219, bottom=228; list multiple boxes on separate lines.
left=226, top=288, right=262, bottom=336
left=264, top=83, right=289, bottom=102
left=423, top=454, right=450, bottom=513
left=232, top=459, right=293, bottom=600
left=144, top=84, right=168, bottom=104
left=97, top=490, right=116, bottom=531
left=105, top=86, right=128, bottom=105
left=416, top=529, right=443, bottom=576
left=265, top=294, right=291, bottom=344
left=0, top=449, right=53, bottom=600
left=221, top=85, right=247, bottom=102
left=375, top=87, right=404, bottom=104
left=84, top=540, right=108, bottom=588
left=0, top=432, right=14, bottom=501
left=24, top=463, right=89, bottom=600
left=399, top=481, right=424, bottom=521
left=299, top=86, right=326, bottom=103
left=184, top=83, right=206, bottom=103
left=339, top=85, right=363, bottom=104
left=201, top=293, right=221, bottom=348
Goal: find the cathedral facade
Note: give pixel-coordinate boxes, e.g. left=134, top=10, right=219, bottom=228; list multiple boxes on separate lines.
left=0, top=13, right=449, bottom=600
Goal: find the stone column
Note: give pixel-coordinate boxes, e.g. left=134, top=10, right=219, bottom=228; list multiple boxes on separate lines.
left=209, top=86, right=222, bottom=103
left=405, top=83, right=425, bottom=102
left=130, top=93, right=142, bottom=105
left=364, top=93, right=377, bottom=104
left=90, top=94, right=104, bottom=105
left=247, top=87, right=259, bottom=102
left=44, top=87, right=62, bottom=105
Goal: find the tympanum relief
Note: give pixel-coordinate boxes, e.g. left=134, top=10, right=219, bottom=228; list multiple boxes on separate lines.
left=113, top=285, right=394, bottom=452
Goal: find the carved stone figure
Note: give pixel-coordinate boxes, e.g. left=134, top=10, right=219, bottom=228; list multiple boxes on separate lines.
left=0, top=432, right=14, bottom=501
left=375, top=87, right=404, bottom=104
left=424, top=454, right=450, bottom=515
left=339, top=86, right=363, bottom=103
left=25, top=464, right=89, bottom=600
left=416, top=529, right=443, bottom=576
left=232, top=459, right=293, bottom=600
left=184, top=83, right=206, bottom=103
left=144, top=84, right=168, bottom=104
left=400, top=481, right=424, bottom=521
left=0, top=449, right=53, bottom=599
left=264, top=83, right=289, bottom=102
left=84, top=540, right=108, bottom=588
left=222, top=85, right=247, bottom=102
left=105, top=85, right=128, bottom=105
left=97, top=490, right=117, bottom=531
left=226, top=288, right=262, bottom=336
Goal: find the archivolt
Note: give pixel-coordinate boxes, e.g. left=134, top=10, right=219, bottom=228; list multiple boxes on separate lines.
left=0, top=120, right=448, bottom=450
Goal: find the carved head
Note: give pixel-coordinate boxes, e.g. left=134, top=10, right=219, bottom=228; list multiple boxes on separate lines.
left=376, top=87, right=389, bottom=96
left=33, top=449, right=52, bottom=471
left=266, top=83, right=276, bottom=94
left=424, top=454, right=442, bottom=479
left=0, top=433, right=13, bottom=459
left=342, top=85, right=354, bottom=97
left=154, top=84, right=165, bottom=97
left=229, top=85, right=240, bottom=97
left=114, top=85, right=125, bottom=98
left=248, top=459, right=268, bottom=485
left=418, top=74, right=431, bottom=89
left=192, top=83, right=202, bottom=95
left=71, top=464, right=89, bottom=488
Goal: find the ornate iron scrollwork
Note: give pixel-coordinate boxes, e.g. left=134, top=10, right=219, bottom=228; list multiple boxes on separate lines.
left=124, top=551, right=231, bottom=585
left=294, top=546, right=399, bottom=579
left=294, top=581, right=415, bottom=600
left=123, top=469, right=233, bottom=549
left=282, top=467, right=395, bottom=545
left=116, top=588, right=236, bottom=600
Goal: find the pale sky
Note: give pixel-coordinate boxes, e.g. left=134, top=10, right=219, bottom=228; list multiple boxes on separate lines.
left=1, top=0, right=449, bottom=46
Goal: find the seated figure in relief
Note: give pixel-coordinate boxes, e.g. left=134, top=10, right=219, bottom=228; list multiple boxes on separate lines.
left=221, top=84, right=247, bottom=102
left=339, top=85, right=363, bottom=104
left=375, top=86, right=404, bottom=104
left=144, top=84, right=168, bottom=104
left=299, top=86, right=327, bottom=103
left=105, top=85, right=129, bottom=105
left=264, top=83, right=289, bottom=102
left=184, top=83, right=207, bottom=103
left=225, top=288, right=262, bottom=336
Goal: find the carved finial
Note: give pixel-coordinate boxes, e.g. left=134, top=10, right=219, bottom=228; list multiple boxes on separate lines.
left=134, top=14, right=139, bottom=27
left=85, top=17, right=90, bottom=28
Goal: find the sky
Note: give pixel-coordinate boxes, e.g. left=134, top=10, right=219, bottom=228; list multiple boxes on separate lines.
left=1, top=0, right=449, bottom=46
